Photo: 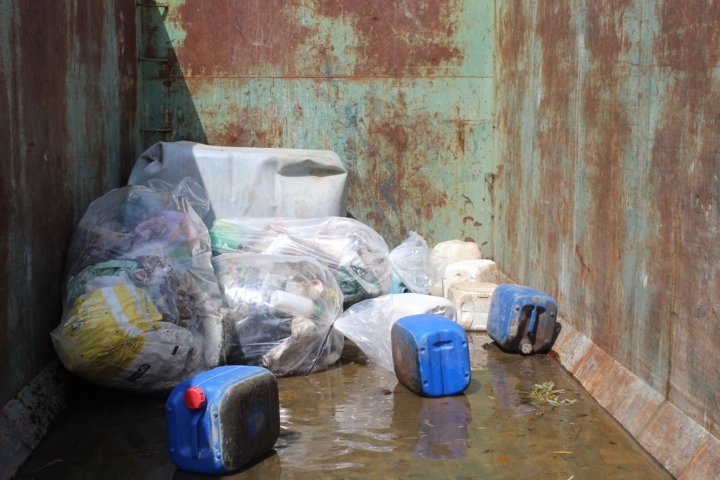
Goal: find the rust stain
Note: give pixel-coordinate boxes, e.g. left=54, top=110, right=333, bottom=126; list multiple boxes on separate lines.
left=495, top=0, right=531, bottom=271
left=2, top=0, right=137, bottom=406
left=352, top=90, right=449, bottom=242
left=116, top=0, right=139, bottom=171
left=576, top=1, right=633, bottom=357
left=648, top=0, right=720, bottom=437
left=574, top=245, right=591, bottom=275
left=317, top=0, right=464, bottom=76
left=174, top=0, right=313, bottom=76
left=209, top=105, right=285, bottom=148
left=678, top=437, right=720, bottom=480
left=639, top=403, right=708, bottom=477
left=532, top=0, right=579, bottom=303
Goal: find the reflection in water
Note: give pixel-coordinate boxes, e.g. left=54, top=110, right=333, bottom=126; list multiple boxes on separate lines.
left=275, top=360, right=399, bottom=471
left=170, top=450, right=281, bottom=480
left=485, top=347, right=538, bottom=417
left=16, top=334, right=672, bottom=479
left=413, top=395, right=471, bottom=460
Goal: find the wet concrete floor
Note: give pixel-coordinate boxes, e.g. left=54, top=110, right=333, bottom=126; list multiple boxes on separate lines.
left=14, top=334, right=670, bottom=479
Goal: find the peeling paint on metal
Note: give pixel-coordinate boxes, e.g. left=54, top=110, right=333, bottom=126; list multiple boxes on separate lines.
left=140, top=0, right=496, bottom=249
left=495, top=0, right=720, bottom=447
left=0, top=0, right=137, bottom=409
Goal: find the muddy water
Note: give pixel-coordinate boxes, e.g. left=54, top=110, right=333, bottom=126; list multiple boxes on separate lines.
left=15, top=334, right=670, bottom=479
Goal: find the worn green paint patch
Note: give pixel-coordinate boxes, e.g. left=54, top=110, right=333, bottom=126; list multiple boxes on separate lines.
left=148, top=76, right=494, bottom=249
left=139, top=0, right=497, bottom=252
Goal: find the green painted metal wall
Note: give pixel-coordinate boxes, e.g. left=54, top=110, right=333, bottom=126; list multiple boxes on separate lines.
left=138, top=0, right=496, bottom=249
left=0, top=0, right=137, bottom=408
left=494, top=0, right=720, bottom=439
left=2, top=1, right=717, bottom=468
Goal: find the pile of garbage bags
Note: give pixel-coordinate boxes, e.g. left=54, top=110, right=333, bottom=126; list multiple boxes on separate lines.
left=51, top=142, right=497, bottom=392
left=52, top=181, right=222, bottom=392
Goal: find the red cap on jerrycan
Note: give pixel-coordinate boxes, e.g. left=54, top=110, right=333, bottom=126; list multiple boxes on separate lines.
left=183, top=386, right=206, bottom=409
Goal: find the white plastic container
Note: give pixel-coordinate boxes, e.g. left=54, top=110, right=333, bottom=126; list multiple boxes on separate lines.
left=432, top=240, right=483, bottom=265
left=429, top=240, right=483, bottom=295
left=128, top=141, right=348, bottom=223
left=447, top=282, right=498, bottom=331
left=442, top=259, right=498, bottom=297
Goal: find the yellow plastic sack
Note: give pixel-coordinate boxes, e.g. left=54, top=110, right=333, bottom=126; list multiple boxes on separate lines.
left=53, top=280, right=201, bottom=390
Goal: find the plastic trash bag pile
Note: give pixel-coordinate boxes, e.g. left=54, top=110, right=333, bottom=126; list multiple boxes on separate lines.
left=52, top=142, right=498, bottom=392
left=52, top=180, right=222, bottom=392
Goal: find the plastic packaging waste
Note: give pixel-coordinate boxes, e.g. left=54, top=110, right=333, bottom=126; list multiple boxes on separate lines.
left=389, top=232, right=433, bottom=294
left=432, top=240, right=483, bottom=265
left=210, top=217, right=391, bottom=304
left=213, top=253, right=344, bottom=375
left=128, top=141, right=348, bottom=225
left=430, top=240, right=482, bottom=295
left=333, top=294, right=456, bottom=372
left=442, top=259, right=499, bottom=297
left=447, top=282, right=498, bottom=331
left=51, top=183, right=222, bottom=391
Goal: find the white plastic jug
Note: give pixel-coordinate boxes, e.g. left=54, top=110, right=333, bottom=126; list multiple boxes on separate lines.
left=447, top=282, right=498, bottom=331
left=442, top=259, right=498, bottom=297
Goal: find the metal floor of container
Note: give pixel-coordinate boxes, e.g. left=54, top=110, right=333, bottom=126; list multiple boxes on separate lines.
left=13, top=334, right=670, bottom=479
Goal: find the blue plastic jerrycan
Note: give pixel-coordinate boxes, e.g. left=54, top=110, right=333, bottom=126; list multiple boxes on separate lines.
left=487, top=284, right=559, bottom=355
left=391, top=314, right=471, bottom=397
left=166, top=365, right=280, bottom=475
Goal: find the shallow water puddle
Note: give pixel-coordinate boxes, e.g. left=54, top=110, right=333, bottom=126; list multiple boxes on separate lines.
left=14, top=334, right=670, bottom=479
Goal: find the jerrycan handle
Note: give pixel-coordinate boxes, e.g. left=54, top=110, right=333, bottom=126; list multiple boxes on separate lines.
left=519, top=306, right=539, bottom=355
left=527, top=306, right=538, bottom=337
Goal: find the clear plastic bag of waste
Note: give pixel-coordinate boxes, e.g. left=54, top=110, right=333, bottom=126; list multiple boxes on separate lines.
left=213, top=253, right=344, bottom=376
left=389, top=232, right=433, bottom=294
left=52, top=182, right=222, bottom=392
left=210, top=217, right=391, bottom=304
left=333, top=294, right=456, bottom=372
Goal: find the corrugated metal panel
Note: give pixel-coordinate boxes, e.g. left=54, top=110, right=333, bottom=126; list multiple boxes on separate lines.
left=0, top=0, right=137, bottom=408
left=138, top=0, right=496, bottom=248
left=495, top=0, right=720, bottom=439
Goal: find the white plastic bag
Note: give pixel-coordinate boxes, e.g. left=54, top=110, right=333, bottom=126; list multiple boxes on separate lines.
left=53, top=183, right=222, bottom=391
left=333, top=294, right=456, bottom=372
left=389, top=232, right=432, bottom=294
left=210, top=217, right=391, bottom=304
left=213, top=253, right=344, bottom=376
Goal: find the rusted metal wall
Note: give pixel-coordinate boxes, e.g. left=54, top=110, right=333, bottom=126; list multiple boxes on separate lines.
left=495, top=0, right=720, bottom=441
left=0, top=0, right=137, bottom=408
left=138, top=0, right=496, bottom=248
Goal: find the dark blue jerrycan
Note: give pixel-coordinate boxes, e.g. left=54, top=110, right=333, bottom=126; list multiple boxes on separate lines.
left=487, top=284, right=559, bottom=354
left=166, top=365, right=280, bottom=475
left=391, top=314, right=471, bottom=397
